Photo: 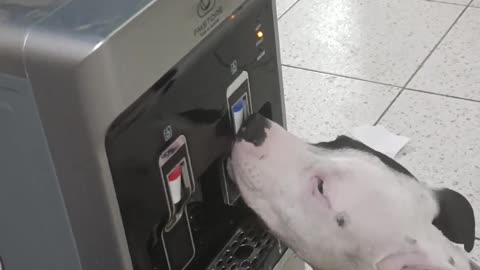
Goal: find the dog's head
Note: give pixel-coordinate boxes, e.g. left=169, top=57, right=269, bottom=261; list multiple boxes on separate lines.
left=229, top=113, right=475, bottom=270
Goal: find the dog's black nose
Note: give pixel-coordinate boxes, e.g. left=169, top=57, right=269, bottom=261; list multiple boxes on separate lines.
left=236, top=113, right=270, bottom=146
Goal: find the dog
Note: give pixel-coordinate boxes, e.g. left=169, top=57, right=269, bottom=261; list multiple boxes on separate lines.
left=228, top=113, right=475, bottom=270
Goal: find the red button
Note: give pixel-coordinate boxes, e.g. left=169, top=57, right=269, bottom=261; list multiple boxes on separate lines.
left=168, top=165, right=182, bottom=182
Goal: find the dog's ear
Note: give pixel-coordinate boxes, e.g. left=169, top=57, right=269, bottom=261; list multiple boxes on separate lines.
left=432, top=188, right=475, bottom=252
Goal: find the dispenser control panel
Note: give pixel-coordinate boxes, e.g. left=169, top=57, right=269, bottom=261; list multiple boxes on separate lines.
left=104, top=0, right=286, bottom=268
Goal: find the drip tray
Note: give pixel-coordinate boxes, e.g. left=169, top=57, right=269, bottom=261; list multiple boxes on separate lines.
left=207, top=225, right=278, bottom=270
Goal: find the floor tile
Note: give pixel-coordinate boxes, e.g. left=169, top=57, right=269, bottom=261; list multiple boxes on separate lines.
left=276, top=0, right=298, bottom=18
left=278, top=0, right=463, bottom=85
left=378, top=90, right=480, bottom=261
left=282, top=66, right=400, bottom=143
left=408, top=8, right=480, bottom=100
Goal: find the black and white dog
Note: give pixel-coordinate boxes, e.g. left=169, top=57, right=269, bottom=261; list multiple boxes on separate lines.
left=228, top=113, right=475, bottom=270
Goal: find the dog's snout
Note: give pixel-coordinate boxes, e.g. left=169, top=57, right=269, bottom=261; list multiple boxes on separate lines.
left=236, top=113, right=270, bottom=146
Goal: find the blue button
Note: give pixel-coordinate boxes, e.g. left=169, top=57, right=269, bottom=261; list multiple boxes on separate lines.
left=233, top=99, right=244, bottom=113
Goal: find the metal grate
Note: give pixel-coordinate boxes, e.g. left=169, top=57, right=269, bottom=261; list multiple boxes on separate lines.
left=207, top=225, right=277, bottom=270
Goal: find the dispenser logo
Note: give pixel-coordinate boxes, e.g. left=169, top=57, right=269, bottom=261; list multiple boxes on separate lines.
left=194, top=0, right=223, bottom=37
left=197, top=0, right=216, bottom=18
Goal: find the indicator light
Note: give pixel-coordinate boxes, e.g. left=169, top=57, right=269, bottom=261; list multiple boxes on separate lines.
left=168, top=165, right=183, bottom=204
left=256, top=31, right=264, bottom=39
left=230, top=15, right=236, bottom=20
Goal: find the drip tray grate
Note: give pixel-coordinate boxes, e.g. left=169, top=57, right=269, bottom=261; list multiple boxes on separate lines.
left=207, top=225, right=278, bottom=270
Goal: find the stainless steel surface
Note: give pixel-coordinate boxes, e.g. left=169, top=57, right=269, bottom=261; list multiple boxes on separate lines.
left=0, top=72, right=83, bottom=270
left=0, top=0, right=67, bottom=76
left=0, top=0, right=247, bottom=79
left=1, top=0, right=288, bottom=269
left=1, top=0, right=249, bottom=269
left=270, top=0, right=287, bottom=129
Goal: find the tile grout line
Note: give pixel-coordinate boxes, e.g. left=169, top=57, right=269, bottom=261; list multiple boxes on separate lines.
left=282, top=64, right=402, bottom=88
left=373, top=0, right=474, bottom=125
left=425, top=0, right=480, bottom=8
left=282, top=63, right=480, bottom=104
left=405, top=88, right=480, bottom=103
left=424, top=0, right=469, bottom=7
left=278, top=0, right=302, bottom=21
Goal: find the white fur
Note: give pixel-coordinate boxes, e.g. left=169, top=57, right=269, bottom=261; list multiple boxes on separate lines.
left=229, top=119, right=471, bottom=270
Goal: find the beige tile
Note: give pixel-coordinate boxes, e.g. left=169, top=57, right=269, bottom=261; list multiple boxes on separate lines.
left=278, top=0, right=463, bottom=85
left=276, top=0, right=297, bottom=18
left=283, top=66, right=400, bottom=142
left=409, top=8, right=480, bottom=100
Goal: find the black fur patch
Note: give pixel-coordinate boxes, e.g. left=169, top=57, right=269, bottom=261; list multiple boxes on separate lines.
left=433, top=188, right=475, bottom=252
left=315, top=135, right=415, bottom=178
left=236, top=114, right=271, bottom=146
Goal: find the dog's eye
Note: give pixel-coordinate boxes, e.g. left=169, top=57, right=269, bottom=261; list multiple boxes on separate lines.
left=317, top=179, right=324, bottom=194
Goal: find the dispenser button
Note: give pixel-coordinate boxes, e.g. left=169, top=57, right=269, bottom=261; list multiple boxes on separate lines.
left=226, top=71, right=252, bottom=135
left=168, top=165, right=183, bottom=204
left=232, top=98, right=245, bottom=133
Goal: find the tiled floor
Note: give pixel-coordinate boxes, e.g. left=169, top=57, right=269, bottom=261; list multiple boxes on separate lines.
left=275, top=0, right=480, bottom=264
left=408, top=7, right=480, bottom=100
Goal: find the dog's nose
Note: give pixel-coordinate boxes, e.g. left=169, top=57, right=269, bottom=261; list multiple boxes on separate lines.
left=236, top=113, right=270, bottom=146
